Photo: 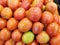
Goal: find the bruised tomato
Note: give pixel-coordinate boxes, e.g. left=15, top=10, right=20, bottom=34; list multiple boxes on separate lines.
left=36, top=31, right=50, bottom=43
left=5, top=39, right=15, bottom=45
left=0, top=40, right=4, bottom=45
left=21, top=0, right=30, bottom=10
left=44, top=0, right=53, bottom=4
left=46, top=2, right=58, bottom=14
left=41, top=11, right=53, bottom=24
left=14, top=7, right=26, bottom=20
left=0, top=5, right=3, bottom=14
left=31, top=0, right=43, bottom=9
left=7, top=0, right=19, bottom=10
left=26, top=7, right=42, bottom=22
left=16, top=41, right=25, bottom=45
left=0, top=28, right=11, bottom=41
left=0, top=18, right=6, bottom=29
left=28, top=40, right=38, bottom=45
left=7, top=18, right=18, bottom=31
left=46, top=22, right=59, bottom=37
left=0, top=0, right=7, bottom=7
left=32, top=22, right=44, bottom=34
left=50, top=34, right=60, bottom=45
left=12, top=29, right=22, bottom=41
left=1, top=7, right=12, bottom=19
left=18, top=18, right=32, bottom=32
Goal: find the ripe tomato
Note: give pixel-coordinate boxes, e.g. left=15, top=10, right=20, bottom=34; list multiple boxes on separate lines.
left=58, top=16, right=60, bottom=25
left=46, top=22, right=59, bottom=37
left=7, top=18, right=18, bottom=31
left=18, top=18, right=32, bottom=32
left=14, top=7, right=26, bottom=20
left=41, top=11, right=53, bottom=24
left=0, top=40, right=4, bottom=45
left=12, top=29, right=22, bottom=41
left=26, top=7, right=42, bottom=22
left=32, top=22, right=44, bottom=34
left=1, top=7, right=12, bottom=19
left=0, top=5, right=3, bottom=14
left=0, top=28, right=11, bottom=41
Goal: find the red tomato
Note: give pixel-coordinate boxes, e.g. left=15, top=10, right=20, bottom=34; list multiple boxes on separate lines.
left=50, top=34, right=60, bottom=45
left=7, top=18, right=18, bottom=31
left=16, top=41, right=25, bottom=45
left=28, top=40, right=38, bottom=45
left=0, top=0, right=7, bottom=6
left=5, top=39, right=15, bottom=45
left=7, top=0, right=19, bottom=10
left=14, top=7, right=26, bottom=20
left=18, top=18, right=32, bottom=32
left=0, top=28, right=11, bottom=41
left=0, top=18, right=6, bottom=29
left=0, top=40, right=4, bottom=45
left=41, top=11, right=53, bottom=24
left=32, top=22, right=44, bottom=34
left=12, top=29, right=22, bottom=41
left=46, top=22, right=59, bottom=37
left=26, top=7, right=42, bottom=22
left=1, top=7, right=12, bottom=19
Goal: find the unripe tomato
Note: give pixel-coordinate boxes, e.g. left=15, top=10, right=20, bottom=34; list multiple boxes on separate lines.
left=7, top=18, right=18, bottom=31
left=1, top=7, right=12, bottom=19
left=32, top=22, right=44, bottom=34
left=0, top=28, right=11, bottom=41
left=12, top=29, right=22, bottom=41
left=46, top=22, right=59, bottom=37
left=18, top=18, right=32, bottom=32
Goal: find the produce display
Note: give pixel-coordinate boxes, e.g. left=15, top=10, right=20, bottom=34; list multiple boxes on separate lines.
left=0, top=0, right=60, bottom=45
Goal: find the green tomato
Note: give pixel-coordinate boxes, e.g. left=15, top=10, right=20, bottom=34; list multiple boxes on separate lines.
left=22, top=31, right=34, bottom=44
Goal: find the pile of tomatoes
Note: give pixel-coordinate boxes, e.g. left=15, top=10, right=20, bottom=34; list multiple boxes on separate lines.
left=0, top=0, right=60, bottom=45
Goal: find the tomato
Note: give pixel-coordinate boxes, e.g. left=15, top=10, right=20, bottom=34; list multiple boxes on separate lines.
left=32, top=22, right=44, bottom=34
left=50, top=34, right=60, bottom=45
left=36, top=31, right=50, bottom=43
left=12, top=29, right=22, bottom=41
left=26, top=7, right=42, bottom=22
left=46, top=22, right=59, bottom=37
left=0, top=0, right=7, bottom=6
left=41, top=11, right=53, bottom=24
left=46, top=2, right=58, bottom=14
left=7, top=18, right=18, bottom=31
left=14, top=7, right=26, bottom=20
left=5, top=39, right=15, bottom=45
left=1, top=7, right=12, bottom=19
left=18, top=18, right=32, bottom=32
left=0, top=28, right=11, bottom=41
left=16, top=41, right=25, bottom=45
left=31, top=0, right=43, bottom=9
left=7, top=0, right=19, bottom=10
left=28, top=40, right=38, bottom=45
left=44, top=0, right=53, bottom=4
left=0, top=5, right=3, bottom=14
left=0, top=40, right=4, bottom=45
left=58, top=16, right=60, bottom=25
left=0, top=18, right=6, bottom=29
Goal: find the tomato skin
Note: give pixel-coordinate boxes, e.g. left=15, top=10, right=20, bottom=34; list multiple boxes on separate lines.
left=0, top=18, right=6, bottom=29
left=58, top=16, right=60, bottom=25
left=0, top=5, right=3, bottom=14
left=7, top=18, right=18, bottom=31
left=14, top=7, right=26, bottom=20
left=46, top=22, right=59, bottom=37
left=12, top=29, right=22, bottom=41
left=32, top=22, right=44, bottom=34
left=1, top=7, right=12, bottom=19
left=0, top=28, right=11, bottom=41
left=0, top=40, right=4, bottom=45
left=5, top=39, right=15, bottom=45
left=50, top=34, right=60, bottom=45
left=7, top=0, right=19, bottom=10
left=0, top=0, right=7, bottom=7
left=16, top=41, right=25, bottom=45
left=28, top=40, right=38, bottom=45
left=26, top=7, right=42, bottom=22
left=18, top=18, right=32, bottom=32
left=41, top=11, right=53, bottom=24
